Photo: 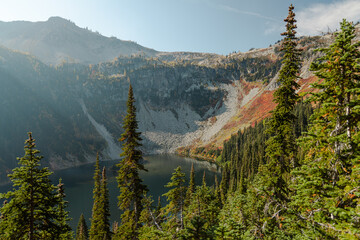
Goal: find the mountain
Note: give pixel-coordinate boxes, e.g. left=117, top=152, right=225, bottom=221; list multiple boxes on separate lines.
left=1, top=17, right=358, bottom=183
left=0, top=17, right=157, bottom=65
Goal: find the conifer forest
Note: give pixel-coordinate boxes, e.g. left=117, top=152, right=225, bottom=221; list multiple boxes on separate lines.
left=0, top=4, right=359, bottom=240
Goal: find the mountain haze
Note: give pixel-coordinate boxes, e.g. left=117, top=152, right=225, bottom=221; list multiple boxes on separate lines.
left=0, top=17, right=157, bottom=65
left=1, top=17, right=358, bottom=183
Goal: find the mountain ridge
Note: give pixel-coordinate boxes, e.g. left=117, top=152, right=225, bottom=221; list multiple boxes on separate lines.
left=0, top=17, right=158, bottom=65
left=1, top=18, right=358, bottom=182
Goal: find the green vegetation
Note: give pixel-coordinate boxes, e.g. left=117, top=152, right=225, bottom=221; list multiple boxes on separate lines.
left=76, top=214, right=88, bottom=240
left=0, top=5, right=359, bottom=240
left=253, top=4, right=301, bottom=237
left=89, top=154, right=111, bottom=240
left=115, top=84, right=148, bottom=239
left=162, top=166, right=187, bottom=230
left=0, top=133, right=72, bottom=239
left=291, top=19, right=360, bottom=239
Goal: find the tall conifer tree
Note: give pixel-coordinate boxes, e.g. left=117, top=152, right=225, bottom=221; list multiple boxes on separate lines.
left=185, top=163, right=195, bottom=206
left=76, top=213, right=89, bottom=240
left=89, top=153, right=101, bottom=239
left=264, top=3, right=301, bottom=198
left=0, top=133, right=71, bottom=239
left=99, top=167, right=111, bottom=239
left=56, top=178, right=73, bottom=239
left=163, top=166, right=187, bottom=230
left=90, top=156, right=111, bottom=239
left=292, top=19, right=360, bottom=239
left=115, top=84, right=148, bottom=239
left=245, top=5, right=301, bottom=238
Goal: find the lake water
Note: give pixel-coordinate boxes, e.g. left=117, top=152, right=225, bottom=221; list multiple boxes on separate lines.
left=0, top=154, right=221, bottom=231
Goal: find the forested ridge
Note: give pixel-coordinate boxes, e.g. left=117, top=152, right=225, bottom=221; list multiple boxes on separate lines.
left=0, top=4, right=359, bottom=240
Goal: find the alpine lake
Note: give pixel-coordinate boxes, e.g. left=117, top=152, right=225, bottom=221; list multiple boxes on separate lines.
left=0, top=154, right=221, bottom=230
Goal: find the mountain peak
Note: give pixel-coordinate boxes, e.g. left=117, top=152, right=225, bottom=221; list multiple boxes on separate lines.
left=0, top=17, right=157, bottom=65
left=47, top=16, right=75, bottom=26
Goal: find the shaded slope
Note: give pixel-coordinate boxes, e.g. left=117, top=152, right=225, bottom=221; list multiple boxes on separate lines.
left=0, top=17, right=157, bottom=65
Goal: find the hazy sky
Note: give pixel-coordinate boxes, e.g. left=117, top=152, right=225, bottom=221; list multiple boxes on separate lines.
left=0, top=0, right=359, bottom=54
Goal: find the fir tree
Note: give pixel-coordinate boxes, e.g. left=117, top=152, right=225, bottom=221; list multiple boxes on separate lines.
left=265, top=3, right=301, bottom=198
left=163, top=166, right=187, bottom=230
left=185, top=163, right=195, bottom=206
left=184, top=180, right=221, bottom=238
left=185, top=216, right=209, bottom=240
left=246, top=5, right=301, bottom=238
left=89, top=153, right=101, bottom=239
left=115, top=84, right=148, bottom=239
left=202, top=171, right=206, bottom=187
left=56, top=178, right=73, bottom=239
left=99, top=167, right=111, bottom=239
left=76, top=213, right=89, bottom=240
left=214, top=175, right=222, bottom=204
left=0, top=133, right=71, bottom=239
left=90, top=156, right=111, bottom=239
left=292, top=19, right=360, bottom=239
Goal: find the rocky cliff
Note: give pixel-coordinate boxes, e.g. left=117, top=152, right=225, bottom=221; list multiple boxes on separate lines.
left=1, top=19, right=357, bottom=182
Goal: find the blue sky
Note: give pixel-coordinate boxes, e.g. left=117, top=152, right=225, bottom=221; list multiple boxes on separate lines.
left=0, top=0, right=359, bottom=55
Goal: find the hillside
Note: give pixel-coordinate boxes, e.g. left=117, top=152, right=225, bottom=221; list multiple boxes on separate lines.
left=1, top=19, right=358, bottom=183
left=0, top=17, right=157, bottom=65
left=177, top=30, right=360, bottom=159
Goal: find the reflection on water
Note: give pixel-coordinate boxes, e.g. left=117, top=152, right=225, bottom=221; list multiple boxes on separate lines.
left=0, top=154, right=221, bottom=231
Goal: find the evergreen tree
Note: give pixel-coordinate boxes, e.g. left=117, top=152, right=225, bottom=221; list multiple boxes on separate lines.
left=56, top=178, right=73, bottom=239
left=76, top=213, right=89, bottom=240
left=0, top=133, right=71, bottom=239
left=138, top=193, right=165, bottom=239
left=99, top=167, right=111, bottom=239
left=90, top=157, right=111, bottom=239
left=185, top=163, right=195, bottom=206
left=220, top=163, right=229, bottom=205
left=245, top=5, right=301, bottom=238
left=214, top=175, right=222, bottom=204
left=163, top=166, right=187, bottom=230
left=184, top=216, right=208, bottom=240
left=116, top=84, right=148, bottom=239
left=202, top=171, right=206, bottom=187
left=216, top=191, right=246, bottom=239
left=292, top=19, right=360, bottom=239
left=264, top=3, right=301, bottom=198
left=184, top=180, right=221, bottom=238
left=89, top=153, right=101, bottom=239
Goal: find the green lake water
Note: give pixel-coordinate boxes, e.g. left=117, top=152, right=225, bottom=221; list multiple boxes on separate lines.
left=0, top=154, right=221, bottom=231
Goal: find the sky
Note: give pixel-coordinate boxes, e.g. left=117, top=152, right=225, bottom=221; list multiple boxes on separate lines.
left=0, top=0, right=359, bottom=55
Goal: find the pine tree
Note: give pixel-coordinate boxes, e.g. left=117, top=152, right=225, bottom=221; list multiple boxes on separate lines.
left=202, top=170, right=206, bottom=187
left=265, top=3, right=300, bottom=198
left=163, top=166, right=187, bottom=230
left=115, top=84, right=148, bottom=239
left=292, top=19, right=360, bottom=239
left=214, top=175, right=222, bottom=204
left=89, top=153, right=101, bottom=239
left=0, top=133, right=71, bottom=239
left=245, top=5, right=301, bottom=238
left=185, top=216, right=208, bottom=239
left=184, top=179, right=221, bottom=238
left=185, top=163, right=195, bottom=206
left=90, top=156, right=111, bottom=239
left=76, top=213, right=89, bottom=240
left=99, top=167, right=111, bottom=239
left=56, top=178, right=73, bottom=239
left=220, top=163, right=229, bottom=205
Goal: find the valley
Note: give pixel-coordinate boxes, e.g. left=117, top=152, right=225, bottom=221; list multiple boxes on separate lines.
left=0, top=17, right=357, bottom=178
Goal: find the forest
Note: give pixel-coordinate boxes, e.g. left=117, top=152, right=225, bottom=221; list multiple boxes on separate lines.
left=0, top=4, right=359, bottom=240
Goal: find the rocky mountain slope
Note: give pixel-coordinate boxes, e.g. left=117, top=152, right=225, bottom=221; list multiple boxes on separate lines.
left=1, top=18, right=357, bottom=183
left=0, top=17, right=157, bottom=65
